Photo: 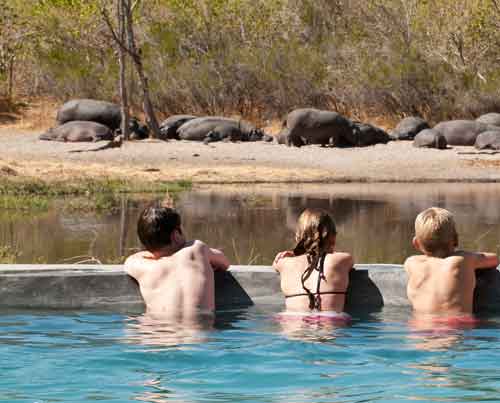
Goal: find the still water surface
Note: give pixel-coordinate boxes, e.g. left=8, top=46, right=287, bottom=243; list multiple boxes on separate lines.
left=2, top=183, right=500, bottom=264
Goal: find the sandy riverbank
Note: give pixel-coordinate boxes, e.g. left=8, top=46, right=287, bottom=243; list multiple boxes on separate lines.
left=1, top=128, right=500, bottom=184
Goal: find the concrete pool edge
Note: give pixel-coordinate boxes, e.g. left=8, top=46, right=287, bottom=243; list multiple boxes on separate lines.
left=0, top=264, right=499, bottom=312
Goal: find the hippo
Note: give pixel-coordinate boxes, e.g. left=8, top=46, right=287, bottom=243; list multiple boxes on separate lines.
left=351, top=122, right=391, bottom=146
left=115, top=118, right=150, bottom=140
left=39, top=121, right=114, bottom=142
left=474, top=130, right=500, bottom=150
left=56, top=99, right=122, bottom=129
left=278, top=108, right=356, bottom=147
left=177, top=117, right=266, bottom=142
left=159, top=115, right=197, bottom=139
left=476, top=113, right=500, bottom=127
left=413, top=129, right=447, bottom=149
left=433, top=120, right=500, bottom=146
left=390, top=117, right=429, bottom=140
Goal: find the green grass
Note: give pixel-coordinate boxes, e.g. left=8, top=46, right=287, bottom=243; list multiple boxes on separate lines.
left=0, top=177, right=192, bottom=197
left=0, top=177, right=192, bottom=212
left=0, top=195, right=49, bottom=211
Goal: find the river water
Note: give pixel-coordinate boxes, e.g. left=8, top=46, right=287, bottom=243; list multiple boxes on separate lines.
left=2, top=183, right=500, bottom=265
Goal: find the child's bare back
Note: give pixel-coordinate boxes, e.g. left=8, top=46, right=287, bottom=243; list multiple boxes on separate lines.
left=405, top=252, right=497, bottom=316
left=126, top=241, right=222, bottom=316
left=273, top=208, right=353, bottom=314
left=276, top=252, right=352, bottom=313
left=405, top=207, right=498, bottom=318
left=125, top=208, right=229, bottom=317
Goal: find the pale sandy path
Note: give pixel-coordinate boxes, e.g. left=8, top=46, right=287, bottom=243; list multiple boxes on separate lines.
left=1, top=129, right=500, bottom=183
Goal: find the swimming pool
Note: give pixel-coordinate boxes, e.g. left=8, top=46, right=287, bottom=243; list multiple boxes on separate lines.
left=2, top=306, right=500, bottom=403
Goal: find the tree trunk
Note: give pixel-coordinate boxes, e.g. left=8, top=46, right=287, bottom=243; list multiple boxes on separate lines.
left=7, top=56, right=14, bottom=102
left=117, top=0, right=130, bottom=140
left=124, top=0, right=162, bottom=139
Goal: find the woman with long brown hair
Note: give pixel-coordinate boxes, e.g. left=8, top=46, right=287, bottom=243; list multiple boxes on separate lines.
left=273, top=208, right=354, bottom=317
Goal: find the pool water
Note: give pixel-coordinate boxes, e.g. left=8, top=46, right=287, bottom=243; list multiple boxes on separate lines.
left=2, top=307, right=500, bottom=402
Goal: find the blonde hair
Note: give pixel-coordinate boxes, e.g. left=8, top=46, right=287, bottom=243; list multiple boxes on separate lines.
left=415, top=207, right=457, bottom=254
left=293, top=208, right=337, bottom=309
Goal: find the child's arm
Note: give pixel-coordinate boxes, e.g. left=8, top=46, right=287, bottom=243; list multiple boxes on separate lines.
left=208, top=247, right=230, bottom=271
left=272, top=251, right=294, bottom=273
left=462, top=251, right=499, bottom=270
left=124, top=251, right=154, bottom=280
left=334, top=252, right=354, bottom=274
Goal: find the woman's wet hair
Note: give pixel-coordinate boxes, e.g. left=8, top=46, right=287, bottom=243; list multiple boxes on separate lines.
left=293, top=208, right=337, bottom=310
left=137, top=207, right=181, bottom=252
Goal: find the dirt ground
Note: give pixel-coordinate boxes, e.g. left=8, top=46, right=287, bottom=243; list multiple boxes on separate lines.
left=2, top=100, right=500, bottom=184
left=2, top=126, right=500, bottom=184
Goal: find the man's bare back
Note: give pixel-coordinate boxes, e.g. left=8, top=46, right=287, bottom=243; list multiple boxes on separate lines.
left=405, top=251, right=498, bottom=317
left=125, top=207, right=230, bottom=317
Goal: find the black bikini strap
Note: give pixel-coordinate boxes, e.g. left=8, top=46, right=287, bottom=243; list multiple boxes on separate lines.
left=284, top=290, right=347, bottom=299
left=313, top=253, right=327, bottom=310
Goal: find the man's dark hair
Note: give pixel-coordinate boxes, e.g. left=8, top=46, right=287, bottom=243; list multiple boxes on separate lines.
left=137, top=207, right=181, bottom=252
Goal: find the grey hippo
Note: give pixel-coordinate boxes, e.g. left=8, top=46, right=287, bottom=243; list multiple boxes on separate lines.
left=476, top=113, right=500, bottom=127
left=39, top=121, right=114, bottom=142
left=474, top=130, right=500, bottom=150
left=177, top=117, right=268, bottom=142
left=413, top=129, right=447, bottom=149
left=56, top=99, right=122, bottom=130
left=278, top=108, right=356, bottom=147
left=433, top=120, right=500, bottom=146
left=351, top=122, right=391, bottom=146
left=390, top=117, right=429, bottom=140
left=159, top=115, right=197, bottom=139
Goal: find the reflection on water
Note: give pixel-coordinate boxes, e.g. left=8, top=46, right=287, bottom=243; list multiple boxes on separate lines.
left=275, top=312, right=350, bottom=344
left=2, top=183, right=500, bottom=264
left=124, top=313, right=215, bottom=350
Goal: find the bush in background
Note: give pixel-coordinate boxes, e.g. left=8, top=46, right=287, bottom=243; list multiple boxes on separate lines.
left=2, top=0, right=499, bottom=124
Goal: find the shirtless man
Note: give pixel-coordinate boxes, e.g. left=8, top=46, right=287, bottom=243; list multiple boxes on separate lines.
left=404, top=207, right=498, bottom=320
left=124, top=207, right=230, bottom=317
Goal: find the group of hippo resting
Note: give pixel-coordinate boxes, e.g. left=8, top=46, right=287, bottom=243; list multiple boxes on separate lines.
left=39, top=99, right=500, bottom=150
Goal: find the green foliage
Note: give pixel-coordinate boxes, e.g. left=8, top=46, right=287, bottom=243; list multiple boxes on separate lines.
left=0, top=245, right=21, bottom=264
left=5, top=0, right=500, bottom=120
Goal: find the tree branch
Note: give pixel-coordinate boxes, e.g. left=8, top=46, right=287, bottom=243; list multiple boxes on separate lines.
left=101, top=4, right=139, bottom=60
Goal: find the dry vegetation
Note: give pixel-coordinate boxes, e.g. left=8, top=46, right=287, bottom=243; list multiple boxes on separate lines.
left=1, top=0, right=499, bottom=127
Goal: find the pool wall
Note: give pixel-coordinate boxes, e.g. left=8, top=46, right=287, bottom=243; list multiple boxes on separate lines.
left=0, top=264, right=499, bottom=312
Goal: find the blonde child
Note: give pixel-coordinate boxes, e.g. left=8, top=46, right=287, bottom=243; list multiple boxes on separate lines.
left=405, top=207, right=498, bottom=321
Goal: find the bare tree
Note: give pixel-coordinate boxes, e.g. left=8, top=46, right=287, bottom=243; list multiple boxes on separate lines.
left=117, top=0, right=130, bottom=140
left=102, top=0, right=162, bottom=139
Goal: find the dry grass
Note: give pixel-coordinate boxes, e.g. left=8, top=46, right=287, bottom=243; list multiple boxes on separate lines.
left=0, top=159, right=331, bottom=184
left=463, top=159, right=500, bottom=169
left=0, top=97, right=58, bottom=132
left=0, top=98, right=402, bottom=136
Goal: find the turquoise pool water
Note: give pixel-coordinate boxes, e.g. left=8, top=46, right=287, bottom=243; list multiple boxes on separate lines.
left=2, top=307, right=500, bottom=402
